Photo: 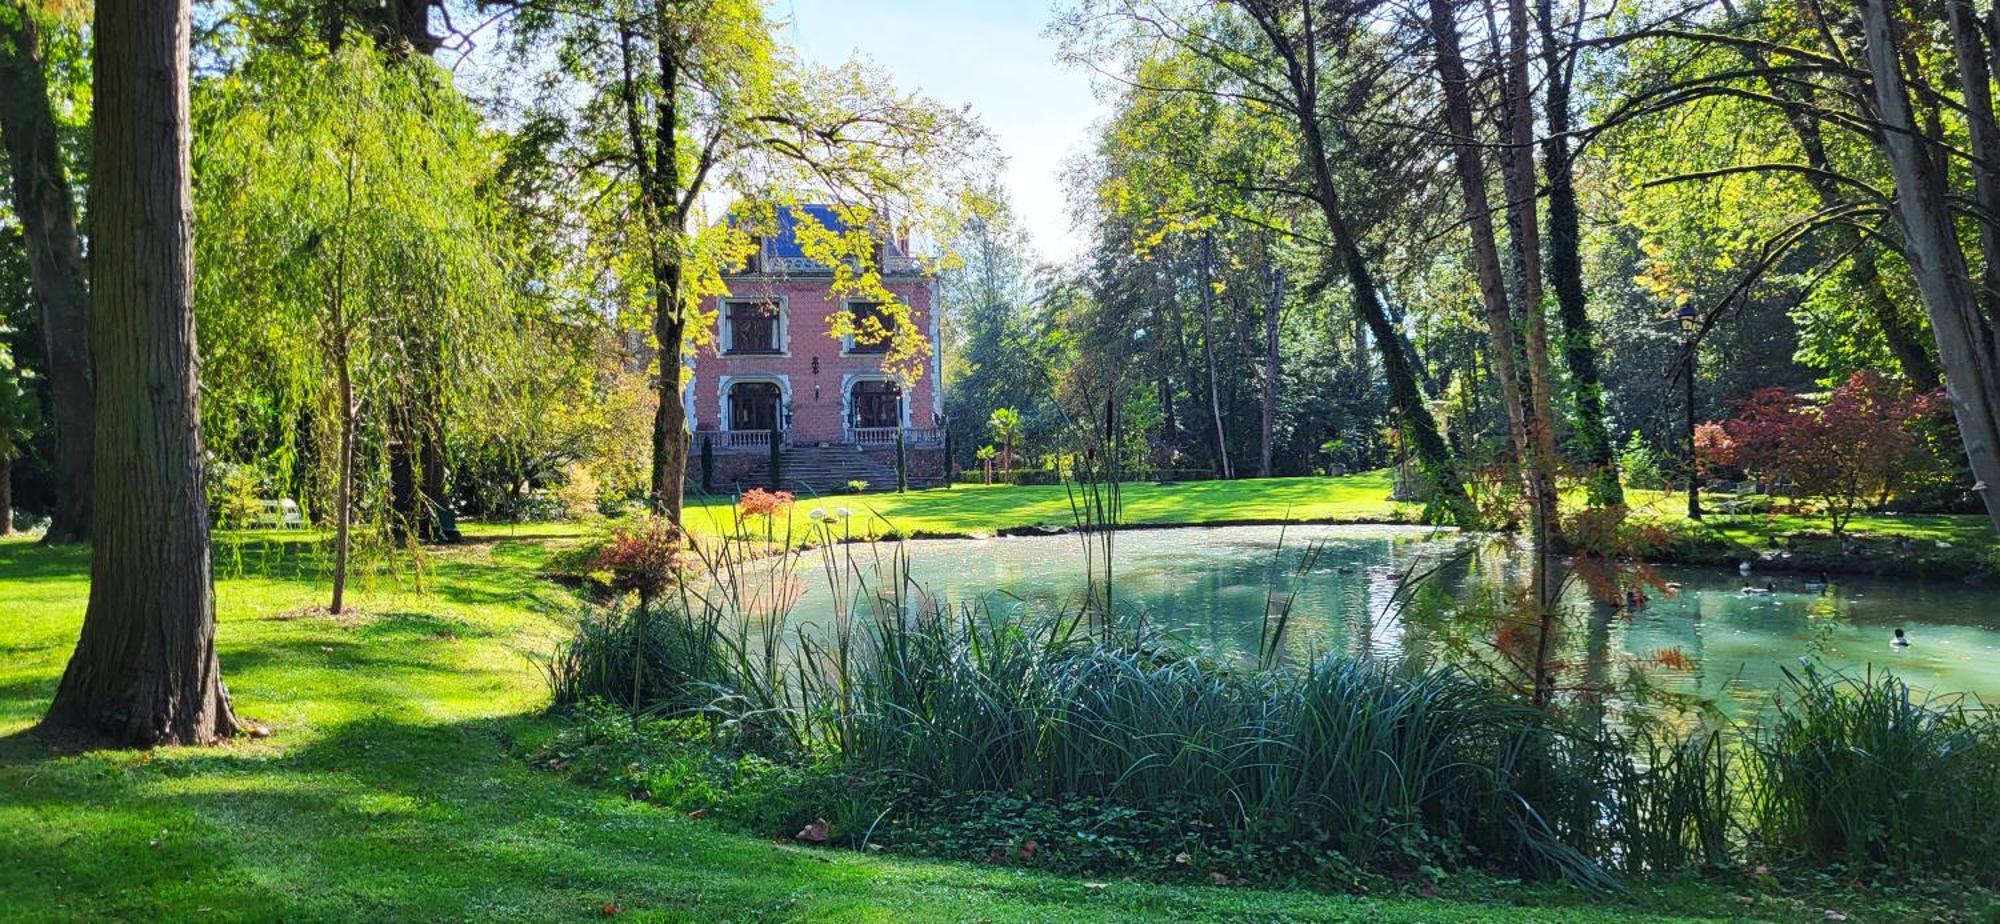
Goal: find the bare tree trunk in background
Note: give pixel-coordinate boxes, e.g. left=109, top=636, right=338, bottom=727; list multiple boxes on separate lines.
left=1498, top=0, right=1559, bottom=493
left=41, top=0, right=243, bottom=746
left=331, top=344, right=354, bottom=615
left=1947, top=0, right=2000, bottom=322
left=1153, top=257, right=1180, bottom=469
left=1198, top=232, right=1233, bottom=479
left=1241, top=0, right=1477, bottom=525
left=1, top=452, right=12, bottom=535
left=0, top=9, right=92, bottom=544
left=1538, top=0, right=1623, bottom=505
left=1429, top=0, right=1532, bottom=479
left=327, top=151, right=358, bottom=616
left=1860, top=0, right=2000, bottom=532
left=1498, top=0, right=1562, bottom=706
left=1261, top=263, right=1282, bottom=478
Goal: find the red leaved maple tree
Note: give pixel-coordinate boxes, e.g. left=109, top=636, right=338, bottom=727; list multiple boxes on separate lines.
left=1710, top=371, right=1941, bottom=533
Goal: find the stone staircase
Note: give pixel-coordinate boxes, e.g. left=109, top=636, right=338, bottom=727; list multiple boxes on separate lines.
left=773, top=444, right=900, bottom=497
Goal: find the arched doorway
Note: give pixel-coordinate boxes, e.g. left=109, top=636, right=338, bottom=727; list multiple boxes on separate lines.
left=728, top=380, right=783, bottom=432
left=848, top=378, right=903, bottom=430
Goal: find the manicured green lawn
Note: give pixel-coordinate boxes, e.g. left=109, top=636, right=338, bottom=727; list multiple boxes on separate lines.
left=1617, top=487, right=2000, bottom=575
left=3, top=473, right=1992, bottom=920
left=0, top=529, right=1818, bottom=923
left=674, top=471, right=1418, bottom=541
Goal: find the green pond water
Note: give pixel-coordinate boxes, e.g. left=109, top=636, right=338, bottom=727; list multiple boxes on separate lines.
left=768, top=524, right=2000, bottom=715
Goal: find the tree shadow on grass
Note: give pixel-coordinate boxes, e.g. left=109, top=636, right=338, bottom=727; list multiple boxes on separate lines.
left=2, top=711, right=1280, bottom=922
left=0, top=541, right=91, bottom=585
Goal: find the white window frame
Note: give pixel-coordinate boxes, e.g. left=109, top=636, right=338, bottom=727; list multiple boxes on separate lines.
left=719, top=374, right=793, bottom=432
left=721, top=296, right=788, bottom=356
left=838, top=297, right=897, bottom=356
left=840, top=373, right=909, bottom=430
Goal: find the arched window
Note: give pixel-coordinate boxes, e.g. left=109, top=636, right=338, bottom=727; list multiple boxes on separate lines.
left=849, top=379, right=902, bottom=429
left=728, top=380, right=783, bottom=431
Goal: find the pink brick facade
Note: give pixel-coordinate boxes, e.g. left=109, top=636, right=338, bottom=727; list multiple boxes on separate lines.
left=685, top=273, right=943, bottom=446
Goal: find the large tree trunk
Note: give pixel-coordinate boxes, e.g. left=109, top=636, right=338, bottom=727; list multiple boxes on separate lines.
left=1859, top=0, right=2000, bottom=532
left=42, top=0, right=242, bottom=747
left=1947, top=0, right=2000, bottom=323
left=0, top=9, right=93, bottom=544
left=649, top=294, right=689, bottom=522
left=1256, top=5, right=1475, bottom=524
left=1538, top=0, right=1623, bottom=505
left=1429, top=0, right=1532, bottom=478
left=629, top=21, right=689, bottom=524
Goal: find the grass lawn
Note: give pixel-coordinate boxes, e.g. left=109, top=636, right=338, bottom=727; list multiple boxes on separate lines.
left=1615, top=488, right=2000, bottom=576
left=2, top=473, right=1992, bottom=920
left=3, top=527, right=1908, bottom=923
left=670, top=470, right=1421, bottom=542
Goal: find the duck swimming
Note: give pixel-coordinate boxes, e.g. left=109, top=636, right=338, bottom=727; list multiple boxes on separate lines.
left=1742, top=583, right=1776, bottom=596
left=1804, top=571, right=1829, bottom=592
left=1893, top=628, right=1911, bottom=647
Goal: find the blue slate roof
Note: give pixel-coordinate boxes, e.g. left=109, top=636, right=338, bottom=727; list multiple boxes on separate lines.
left=769, top=205, right=852, bottom=259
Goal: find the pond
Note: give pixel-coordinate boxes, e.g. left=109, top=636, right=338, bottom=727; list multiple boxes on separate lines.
left=764, top=524, right=2000, bottom=716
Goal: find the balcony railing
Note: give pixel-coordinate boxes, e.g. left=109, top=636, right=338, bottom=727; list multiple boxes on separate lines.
left=750, top=254, right=925, bottom=276
left=716, top=429, right=784, bottom=451
left=847, top=427, right=942, bottom=448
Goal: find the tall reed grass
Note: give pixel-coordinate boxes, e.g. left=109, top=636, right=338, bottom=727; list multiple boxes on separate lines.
left=544, top=510, right=2000, bottom=887
left=1746, top=665, right=2000, bottom=872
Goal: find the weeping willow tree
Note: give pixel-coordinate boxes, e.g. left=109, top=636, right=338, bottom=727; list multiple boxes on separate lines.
left=194, top=43, right=531, bottom=612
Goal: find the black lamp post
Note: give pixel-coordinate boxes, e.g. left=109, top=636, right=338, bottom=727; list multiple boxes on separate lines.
left=1678, top=304, right=1702, bottom=520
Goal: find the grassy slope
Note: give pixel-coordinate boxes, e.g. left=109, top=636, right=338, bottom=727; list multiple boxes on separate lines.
left=0, top=533, right=1728, bottom=924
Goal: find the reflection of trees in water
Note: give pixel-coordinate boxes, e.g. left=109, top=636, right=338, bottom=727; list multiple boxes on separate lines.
left=728, top=528, right=1999, bottom=718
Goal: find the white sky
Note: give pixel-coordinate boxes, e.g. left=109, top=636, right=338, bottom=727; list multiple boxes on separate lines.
left=778, top=0, right=1105, bottom=261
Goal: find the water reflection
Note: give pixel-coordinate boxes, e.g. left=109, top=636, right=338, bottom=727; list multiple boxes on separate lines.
left=753, top=525, right=2000, bottom=715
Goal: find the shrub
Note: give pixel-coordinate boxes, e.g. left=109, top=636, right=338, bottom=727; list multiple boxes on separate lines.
left=1712, top=371, right=1944, bottom=532
left=553, top=463, right=601, bottom=521
left=1617, top=431, right=1665, bottom=491
left=542, top=600, right=732, bottom=715
left=736, top=487, right=794, bottom=519
left=592, top=517, right=684, bottom=604
left=1748, top=666, right=2000, bottom=875
left=212, top=462, right=266, bottom=529
left=843, top=479, right=870, bottom=494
